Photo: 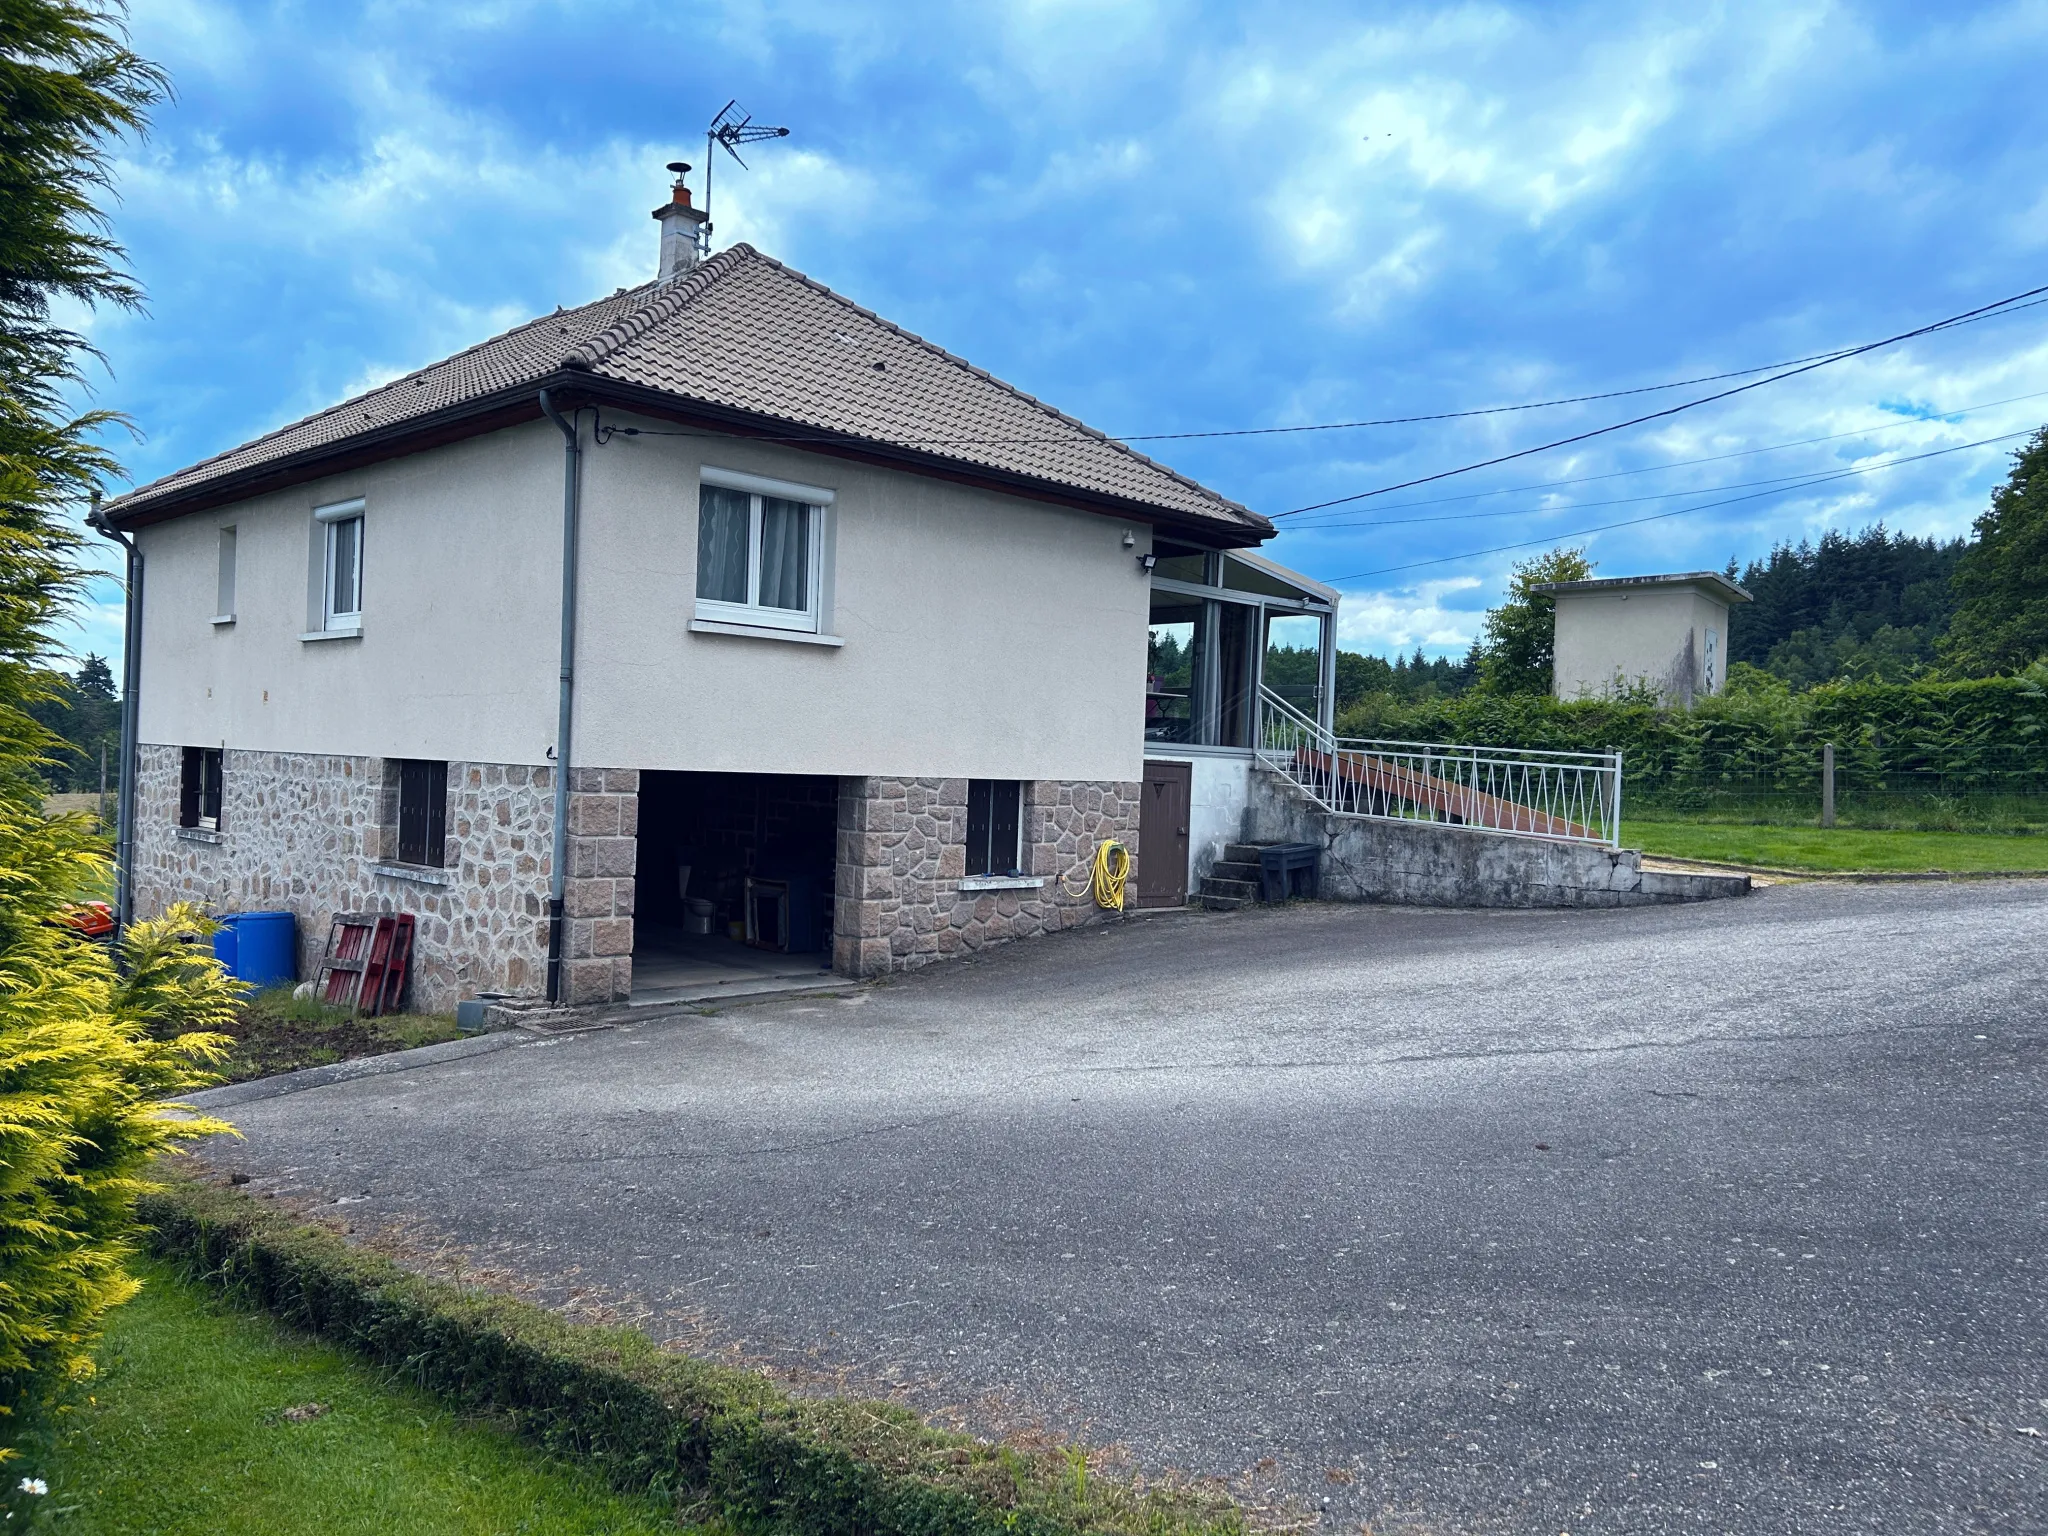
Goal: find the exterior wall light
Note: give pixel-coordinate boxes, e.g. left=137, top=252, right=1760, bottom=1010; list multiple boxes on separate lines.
left=1137, top=552, right=1158, bottom=572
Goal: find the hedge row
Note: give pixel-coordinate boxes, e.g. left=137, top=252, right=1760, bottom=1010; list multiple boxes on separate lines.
left=138, top=1175, right=1241, bottom=1536
left=1333, top=676, right=2048, bottom=798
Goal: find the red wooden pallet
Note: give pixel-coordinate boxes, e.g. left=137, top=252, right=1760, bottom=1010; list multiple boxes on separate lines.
left=317, top=913, right=414, bottom=1016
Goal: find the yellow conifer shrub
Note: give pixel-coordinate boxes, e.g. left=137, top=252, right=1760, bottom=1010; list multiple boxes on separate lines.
left=0, top=784, right=235, bottom=1447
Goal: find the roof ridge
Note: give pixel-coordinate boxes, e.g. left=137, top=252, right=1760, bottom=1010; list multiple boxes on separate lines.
left=109, top=284, right=657, bottom=507
left=564, top=245, right=758, bottom=372
left=741, top=251, right=1256, bottom=520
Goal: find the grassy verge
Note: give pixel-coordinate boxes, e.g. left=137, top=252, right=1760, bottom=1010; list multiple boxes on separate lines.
left=135, top=1173, right=1242, bottom=1536
left=217, top=988, right=463, bottom=1084
left=1627, top=819, right=2048, bottom=873
left=1627, top=791, right=2048, bottom=836
left=12, top=1260, right=687, bottom=1535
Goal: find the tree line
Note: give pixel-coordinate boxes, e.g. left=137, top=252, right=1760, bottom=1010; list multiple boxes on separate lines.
left=26, top=652, right=118, bottom=794
left=1324, top=426, right=2048, bottom=715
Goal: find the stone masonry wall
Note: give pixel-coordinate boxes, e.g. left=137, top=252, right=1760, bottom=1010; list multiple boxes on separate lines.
left=834, top=778, right=1141, bottom=977
left=1241, top=766, right=1749, bottom=908
left=561, top=767, right=638, bottom=1006
left=132, top=745, right=637, bottom=1011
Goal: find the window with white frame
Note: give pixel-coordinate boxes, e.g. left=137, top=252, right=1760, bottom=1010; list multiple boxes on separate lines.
left=179, top=746, right=223, bottom=831
left=693, top=468, right=831, bottom=633
left=315, top=498, right=364, bottom=631
left=214, top=526, right=237, bottom=621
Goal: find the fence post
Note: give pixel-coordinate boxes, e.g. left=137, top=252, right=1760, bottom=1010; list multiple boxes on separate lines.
left=1611, top=749, right=1623, bottom=849
left=1821, top=741, right=1836, bottom=829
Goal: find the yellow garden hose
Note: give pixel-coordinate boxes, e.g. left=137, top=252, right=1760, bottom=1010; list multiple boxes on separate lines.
left=1063, top=838, right=1131, bottom=910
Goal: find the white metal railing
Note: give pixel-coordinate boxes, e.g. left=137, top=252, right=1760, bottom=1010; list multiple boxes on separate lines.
left=1256, top=687, right=1622, bottom=848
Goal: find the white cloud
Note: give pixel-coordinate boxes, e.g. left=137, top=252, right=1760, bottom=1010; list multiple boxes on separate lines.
left=1335, top=575, right=1483, bottom=656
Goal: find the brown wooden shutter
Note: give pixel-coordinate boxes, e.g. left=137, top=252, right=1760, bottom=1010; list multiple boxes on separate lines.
left=966, top=779, right=992, bottom=876
left=179, top=748, right=201, bottom=828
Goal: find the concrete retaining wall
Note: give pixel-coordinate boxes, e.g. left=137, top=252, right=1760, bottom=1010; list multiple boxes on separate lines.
left=1244, top=768, right=1748, bottom=908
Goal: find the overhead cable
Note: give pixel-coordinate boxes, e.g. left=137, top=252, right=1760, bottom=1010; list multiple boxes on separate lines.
left=1275, top=283, right=2048, bottom=518
left=1306, top=429, right=2031, bottom=585
left=1277, top=385, right=2048, bottom=527
left=591, top=296, right=2048, bottom=455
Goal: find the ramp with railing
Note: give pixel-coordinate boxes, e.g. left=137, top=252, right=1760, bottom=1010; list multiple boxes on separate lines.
left=1256, top=687, right=1622, bottom=848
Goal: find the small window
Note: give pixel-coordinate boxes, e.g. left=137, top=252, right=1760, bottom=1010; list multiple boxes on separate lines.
left=965, top=780, right=1024, bottom=877
left=314, top=498, right=365, bottom=630
left=395, top=759, right=448, bottom=868
left=179, top=747, right=223, bottom=830
left=694, top=470, right=829, bottom=633
left=214, top=527, right=237, bottom=620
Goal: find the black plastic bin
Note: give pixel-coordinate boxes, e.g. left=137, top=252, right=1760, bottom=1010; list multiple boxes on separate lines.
left=1258, top=843, right=1321, bottom=903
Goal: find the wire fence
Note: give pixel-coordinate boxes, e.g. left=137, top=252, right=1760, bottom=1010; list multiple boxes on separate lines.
left=1621, top=744, right=2048, bottom=830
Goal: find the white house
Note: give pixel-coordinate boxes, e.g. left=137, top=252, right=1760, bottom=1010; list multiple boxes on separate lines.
left=95, top=170, right=1337, bottom=1010
left=1537, top=572, right=1752, bottom=705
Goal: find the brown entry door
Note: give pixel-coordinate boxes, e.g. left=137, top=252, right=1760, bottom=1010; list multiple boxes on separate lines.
left=1136, top=760, right=1192, bottom=908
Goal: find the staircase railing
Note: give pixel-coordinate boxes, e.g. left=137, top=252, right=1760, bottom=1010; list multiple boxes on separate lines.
left=1255, top=686, right=1622, bottom=848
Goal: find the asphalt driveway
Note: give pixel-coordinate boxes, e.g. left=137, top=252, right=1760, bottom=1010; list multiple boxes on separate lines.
left=203, top=881, right=2048, bottom=1534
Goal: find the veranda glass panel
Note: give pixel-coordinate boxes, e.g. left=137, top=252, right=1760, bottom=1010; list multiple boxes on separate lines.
left=1215, top=601, right=1256, bottom=748
left=1147, top=596, right=1203, bottom=743
left=1264, top=613, right=1324, bottom=718
left=696, top=485, right=750, bottom=603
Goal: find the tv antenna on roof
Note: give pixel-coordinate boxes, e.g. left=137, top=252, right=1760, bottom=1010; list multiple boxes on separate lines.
left=701, top=100, right=790, bottom=258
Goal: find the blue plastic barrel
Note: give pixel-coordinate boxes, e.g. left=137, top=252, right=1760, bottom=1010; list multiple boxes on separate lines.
left=214, top=910, right=297, bottom=989
left=211, top=917, right=238, bottom=976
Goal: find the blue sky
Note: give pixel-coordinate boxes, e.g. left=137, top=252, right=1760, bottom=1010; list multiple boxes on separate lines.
left=62, top=0, right=2048, bottom=664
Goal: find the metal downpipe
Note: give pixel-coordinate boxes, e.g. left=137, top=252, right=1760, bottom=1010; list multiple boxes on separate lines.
left=538, top=389, right=581, bottom=1004
left=88, top=499, right=142, bottom=940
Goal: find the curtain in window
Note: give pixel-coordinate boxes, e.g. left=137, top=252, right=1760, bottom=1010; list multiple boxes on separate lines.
left=697, top=486, right=751, bottom=602
left=329, top=516, right=361, bottom=617
left=757, top=497, right=810, bottom=610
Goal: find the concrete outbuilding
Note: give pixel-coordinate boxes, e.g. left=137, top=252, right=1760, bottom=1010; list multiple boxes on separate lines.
left=1536, top=572, right=1752, bottom=704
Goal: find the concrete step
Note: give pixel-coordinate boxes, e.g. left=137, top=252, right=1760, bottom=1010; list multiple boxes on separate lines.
left=1208, top=859, right=1261, bottom=883
left=1200, top=893, right=1251, bottom=912
left=1223, top=842, right=1276, bottom=864
left=1199, top=877, right=1259, bottom=902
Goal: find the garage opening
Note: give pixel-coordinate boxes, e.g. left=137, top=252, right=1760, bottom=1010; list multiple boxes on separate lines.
left=632, top=771, right=839, bottom=1003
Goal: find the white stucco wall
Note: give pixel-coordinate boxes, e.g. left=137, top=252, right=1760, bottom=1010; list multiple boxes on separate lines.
left=1551, top=586, right=1733, bottom=702
left=134, top=425, right=562, bottom=763
left=133, top=415, right=1154, bottom=781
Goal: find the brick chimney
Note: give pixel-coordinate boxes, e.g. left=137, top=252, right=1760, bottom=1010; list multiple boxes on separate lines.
left=653, top=162, right=707, bottom=281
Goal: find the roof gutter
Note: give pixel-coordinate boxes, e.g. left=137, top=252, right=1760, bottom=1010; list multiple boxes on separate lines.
left=538, top=388, right=582, bottom=1005
left=86, top=496, right=141, bottom=941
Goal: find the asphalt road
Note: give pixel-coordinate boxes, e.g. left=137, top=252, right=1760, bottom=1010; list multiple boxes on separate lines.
left=205, top=881, right=2048, bottom=1534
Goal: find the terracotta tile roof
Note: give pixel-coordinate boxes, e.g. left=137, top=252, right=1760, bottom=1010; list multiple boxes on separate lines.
left=104, top=285, right=650, bottom=516
left=106, top=245, right=1265, bottom=536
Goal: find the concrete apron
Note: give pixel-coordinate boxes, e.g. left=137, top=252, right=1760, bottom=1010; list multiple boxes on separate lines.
left=1244, top=766, right=1750, bottom=908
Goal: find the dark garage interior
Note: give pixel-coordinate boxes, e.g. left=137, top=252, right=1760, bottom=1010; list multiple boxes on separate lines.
left=632, top=772, right=839, bottom=998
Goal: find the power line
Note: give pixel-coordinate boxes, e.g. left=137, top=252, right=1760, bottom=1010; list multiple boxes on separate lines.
left=1282, top=446, right=1994, bottom=534
left=593, top=296, right=2048, bottom=455
left=1108, top=348, right=1866, bottom=440
left=1275, top=283, right=2048, bottom=518
left=1277, top=386, right=2048, bottom=527
left=1116, top=295, right=2048, bottom=444
left=1305, top=429, right=2030, bottom=585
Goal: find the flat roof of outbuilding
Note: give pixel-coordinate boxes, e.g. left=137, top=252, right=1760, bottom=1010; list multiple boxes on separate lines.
left=1532, top=571, right=1752, bottom=604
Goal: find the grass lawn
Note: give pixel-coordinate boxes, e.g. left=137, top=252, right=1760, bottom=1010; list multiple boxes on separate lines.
left=1627, top=819, right=2048, bottom=873
left=17, top=1261, right=686, bottom=1535
left=217, top=987, right=463, bottom=1084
